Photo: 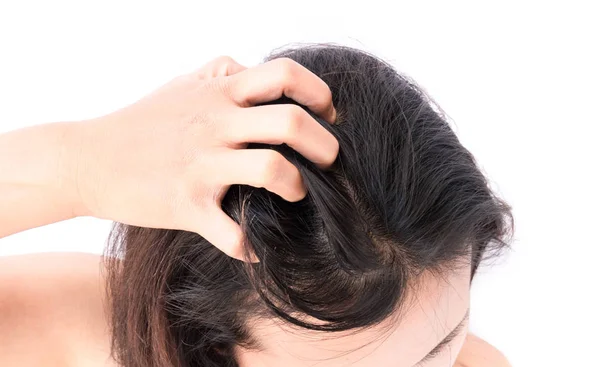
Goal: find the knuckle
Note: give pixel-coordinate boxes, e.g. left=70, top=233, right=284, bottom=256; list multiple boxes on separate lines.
left=322, top=83, right=334, bottom=103
left=214, top=55, right=236, bottom=65
left=230, top=237, right=246, bottom=259
left=215, top=56, right=238, bottom=76
left=258, top=150, right=285, bottom=185
left=182, top=181, right=207, bottom=210
left=313, top=78, right=333, bottom=110
left=283, top=105, right=305, bottom=138
left=274, top=57, right=297, bottom=83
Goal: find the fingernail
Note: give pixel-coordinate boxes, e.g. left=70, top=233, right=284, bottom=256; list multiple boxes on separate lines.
left=330, top=106, right=338, bottom=124
left=248, top=252, right=260, bottom=263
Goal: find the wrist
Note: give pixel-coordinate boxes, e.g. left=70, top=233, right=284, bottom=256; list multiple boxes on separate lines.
left=0, top=121, right=91, bottom=220
left=57, top=120, right=95, bottom=218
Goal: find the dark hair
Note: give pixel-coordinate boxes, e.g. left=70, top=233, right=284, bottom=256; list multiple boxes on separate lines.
left=104, top=44, right=513, bottom=367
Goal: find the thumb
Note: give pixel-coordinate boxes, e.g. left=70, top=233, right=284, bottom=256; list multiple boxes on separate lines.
left=193, top=206, right=256, bottom=262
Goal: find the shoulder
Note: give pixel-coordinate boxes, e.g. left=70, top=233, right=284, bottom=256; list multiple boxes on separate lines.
left=0, top=252, right=116, bottom=367
left=455, top=334, right=512, bottom=367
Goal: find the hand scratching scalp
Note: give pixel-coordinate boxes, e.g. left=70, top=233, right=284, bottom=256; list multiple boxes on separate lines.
left=104, top=44, right=513, bottom=367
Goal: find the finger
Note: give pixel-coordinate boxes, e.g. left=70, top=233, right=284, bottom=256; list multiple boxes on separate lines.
left=191, top=206, right=252, bottom=261
left=214, top=149, right=306, bottom=202
left=226, top=57, right=337, bottom=123
left=196, top=56, right=247, bottom=79
left=226, top=104, right=339, bottom=169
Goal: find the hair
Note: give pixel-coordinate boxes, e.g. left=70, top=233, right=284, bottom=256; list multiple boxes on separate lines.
left=104, top=44, right=513, bottom=367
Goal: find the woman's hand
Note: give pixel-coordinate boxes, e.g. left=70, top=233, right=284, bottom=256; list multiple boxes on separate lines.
left=72, top=56, right=338, bottom=260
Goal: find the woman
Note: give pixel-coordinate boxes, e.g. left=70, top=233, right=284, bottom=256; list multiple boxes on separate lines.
left=0, top=45, right=513, bottom=367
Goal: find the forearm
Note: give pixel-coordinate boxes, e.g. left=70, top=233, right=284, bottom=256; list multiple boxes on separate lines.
left=0, top=122, right=84, bottom=238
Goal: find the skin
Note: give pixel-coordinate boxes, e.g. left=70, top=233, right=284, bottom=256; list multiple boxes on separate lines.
left=0, top=57, right=511, bottom=366
left=236, top=263, right=473, bottom=367
left=0, top=253, right=510, bottom=367
left=0, top=56, right=338, bottom=260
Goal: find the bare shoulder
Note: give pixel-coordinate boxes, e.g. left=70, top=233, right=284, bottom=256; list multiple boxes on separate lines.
left=455, top=334, right=512, bottom=367
left=0, top=252, right=116, bottom=367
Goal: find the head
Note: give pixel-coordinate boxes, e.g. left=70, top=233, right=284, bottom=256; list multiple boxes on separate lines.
left=105, top=44, right=513, bottom=367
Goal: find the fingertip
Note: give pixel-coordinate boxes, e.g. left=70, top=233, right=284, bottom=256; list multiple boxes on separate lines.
left=211, top=212, right=260, bottom=263
left=328, top=105, right=338, bottom=124
left=200, top=209, right=246, bottom=260
left=224, top=225, right=246, bottom=260
left=246, top=252, right=260, bottom=263
left=295, top=180, right=308, bottom=202
left=232, top=226, right=260, bottom=263
left=287, top=168, right=308, bottom=202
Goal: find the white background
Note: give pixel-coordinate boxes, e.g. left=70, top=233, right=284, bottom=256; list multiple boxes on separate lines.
left=0, top=1, right=598, bottom=366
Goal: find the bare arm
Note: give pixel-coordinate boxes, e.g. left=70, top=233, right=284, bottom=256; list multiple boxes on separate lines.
left=0, top=253, right=112, bottom=367
left=0, top=56, right=338, bottom=259
left=0, top=122, right=84, bottom=238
